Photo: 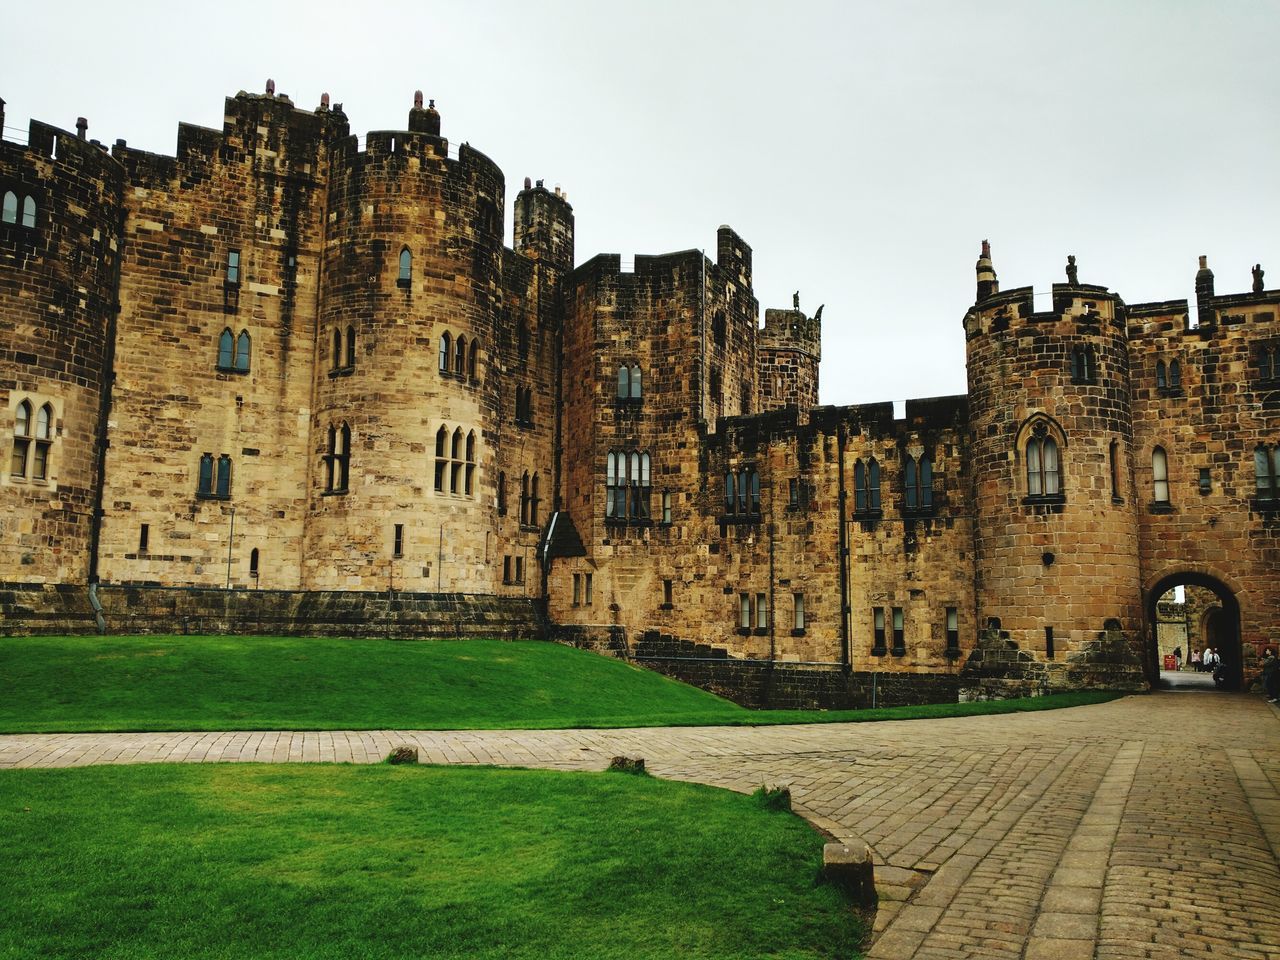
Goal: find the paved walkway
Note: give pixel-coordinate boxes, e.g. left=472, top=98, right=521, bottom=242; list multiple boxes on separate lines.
left=3, top=691, right=1278, bottom=959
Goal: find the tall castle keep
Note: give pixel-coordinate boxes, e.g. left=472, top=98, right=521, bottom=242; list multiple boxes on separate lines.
left=3, top=86, right=1277, bottom=702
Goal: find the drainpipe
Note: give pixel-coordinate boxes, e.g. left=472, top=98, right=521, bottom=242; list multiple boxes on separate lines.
left=87, top=200, right=126, bottom=586
left=837, top=423, right=851, bottom=673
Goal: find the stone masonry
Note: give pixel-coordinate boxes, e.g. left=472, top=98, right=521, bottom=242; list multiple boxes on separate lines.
left=1, top=84, right=1278, bottom=701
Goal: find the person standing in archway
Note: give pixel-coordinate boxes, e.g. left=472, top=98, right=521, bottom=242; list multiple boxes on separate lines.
left=1262, top=648, right=1279, bottom=704
left=1191, top=648, right=1202, bottom=672
left=1173, top=646, right=1183, bottom=671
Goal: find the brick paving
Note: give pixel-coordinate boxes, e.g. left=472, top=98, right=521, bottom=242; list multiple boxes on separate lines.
left=1, top=691, right=1277, bottom=959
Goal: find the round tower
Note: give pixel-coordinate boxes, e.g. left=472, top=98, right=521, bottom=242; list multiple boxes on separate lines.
left=757, top=303, right=821, bottom=414
left=964, top=244, right=1142, bottom=671
left=304, top=96, right=506, bottom=592
left=0, top=115, right=124, bottom=585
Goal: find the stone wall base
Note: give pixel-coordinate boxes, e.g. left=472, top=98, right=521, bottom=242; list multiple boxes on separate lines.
left=632, top=632, right=961, bottom=710
left=1, top=582, right=547, bottom=640
left=959, top=628, right=1148, bottom=701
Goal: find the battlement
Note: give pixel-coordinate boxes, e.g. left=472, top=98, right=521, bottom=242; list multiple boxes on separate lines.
left=3, top=117, right=124, bottom=184
left=760, top=306, right=821, bottom=360
left=964, top=283, right=1123, bottom=341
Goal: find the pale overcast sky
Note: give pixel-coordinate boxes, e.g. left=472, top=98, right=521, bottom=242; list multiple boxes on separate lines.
left=6, top=1, right=1277, bottom=406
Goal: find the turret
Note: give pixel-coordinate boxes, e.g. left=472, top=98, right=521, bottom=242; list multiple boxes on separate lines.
left=1195, top=255, right=1215, bottom=326
left=513, top=177, right=574, bottom=272
left=975, top=239, right=999, bottom=301
left=758, top=302, right=821, bottom=414
left=407, top=91, right=441, bottom=136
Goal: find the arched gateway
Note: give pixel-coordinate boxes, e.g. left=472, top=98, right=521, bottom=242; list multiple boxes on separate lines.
left=1145, top=572, right=1241, bottom=691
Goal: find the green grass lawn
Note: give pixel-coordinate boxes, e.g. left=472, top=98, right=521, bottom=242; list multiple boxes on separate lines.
left=0, top=635, right=1118, bottom=733
left=0, top=763, right=863, bottom=960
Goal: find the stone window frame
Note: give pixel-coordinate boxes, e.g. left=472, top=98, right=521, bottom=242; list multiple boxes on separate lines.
left=1016, top=414, right=1068, bottom=507
left=853, top=457, right=882, bottom=518
left=1150, top=444, right=1172, bottom=511
left=435, top=426, right=477, bottom=499
left=871, top=606, right=887, bottom=656
left=891, top=606, right=906, bottom=657
left=323, top=423, right=351, bottom=495
left=945, top=606, right=960, bottom=658
left=1, top=189, right=39, bottom=229
left=1156, top=357, right=1183, bottom=395
left=397, top=246, right=412, bottom=287
left=791, top=592, right=805, bottom=636
left=606, top=450, right=651, bottom=524
left=615, top=363, right=643, bottom=406
left=1069, top=344, right=1097, bottom=385
left=216, top=327, right=251, bottom=373
left=1253, top=444, right=1280, bottom=511
left=519, top=471, right=541, bottom=528
left=1256, top=342, right=1278, bottom=384
left=197, top=452, right=233, bottom=500
left=902, top=451, right=934, bottom=516
left=722, top=465, right=761, bottom=522
left=225, top=249, right=241, bottom=287
left=9, top=397, right=56, bottom=483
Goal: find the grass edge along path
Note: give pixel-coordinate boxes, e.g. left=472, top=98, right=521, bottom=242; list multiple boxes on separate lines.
left=0, top=763, right=864, bottom=960
left=0, top=634, right=1121, bottom=734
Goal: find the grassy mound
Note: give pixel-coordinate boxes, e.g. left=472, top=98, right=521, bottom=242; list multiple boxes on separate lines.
left=0, top=764, right=862, bottom=960
left=0, top=635, right=1118, bottom=733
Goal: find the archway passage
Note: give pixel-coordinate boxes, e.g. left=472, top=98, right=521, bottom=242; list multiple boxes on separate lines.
left=1146, top=573, right=1241, bottom=691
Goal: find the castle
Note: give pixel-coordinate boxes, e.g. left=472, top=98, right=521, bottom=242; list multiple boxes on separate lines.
left=3, top=85, right=1277, bottom=704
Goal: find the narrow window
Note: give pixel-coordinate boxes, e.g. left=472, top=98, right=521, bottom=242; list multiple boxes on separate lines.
left=11, top=399, right=32, bottom=478
left=530, top=473, right=540, bottom=525
left=638, top=453, right=651, bottom=519
left=20, top=196, right=35, bottom=229
left=869, top=459, right=881, bottom=510
left=793, top=593, right=805, bottom=631
left=790, top=477, right=801, bottom=508
left=197, top=453, right=214, bottom=496
left=737, top=468, right=749, bottom=515
left=216, top=455, right=232, bottom=498
left=663, top=579, right=674, bottom=607
left=854, top=460, right=867, bottom=511
left=617, top=365, right=629, bottom=399
left=497, top=472, right=507, bottom=516
left=450, top=428, right=463, bottom=494
left=468, top=342, right=478, bottom=381
left=398, top=248, right=412, bottom=283
left=455, top=336, right=467, bottom=376
left=1156, top=360, right=1167, bottom=390
left=434, top=426, right=447, bottom=492
left=585, top=572, right=593, bottom=605
left=630, top=365, right=642, bottom=399
left=1, top=191, right=16, bottom=224
left=905, top=456, right=918, bottom=508
left=465, top=431, right=476, bottom=497
left=337, top=424, right=351, bottom=491
left=724, top=471, right=736, bottom=514
left=1152, top=446, right=1170, bottom=504
left=946, top=607, right=959, bottom=651
left=515, top=556, right=524, bottom=584
left=1045, top=626, right=1055, bottom=660
left=503, top=556, right=512, bottom=584
left=872, top=607, right=886, bottom=654
left=661, top=491, right=672, bottom=524
left=1256, top=446, right=1279, bottom=501
left=1109, top=440, right=1121, bottom=500
left=332, top=328, right=342, bottom=370
left=139, top=524, right=150, bottom=553
left=345, top=326, right=356, bottom=368
left=739, top=593, right=751, bottom=630
left=1262, top=345, right=1276, bottom=382
left=1026, top=432, right=1060, bottom=497
left=325, top=426, right=337, bottom=491
left=920, top=456, right=933, bottom=509
left=393, top=524, right=404, bottom=557
left=32, top=403, right=52, bottom=480
left=572, top=573, right=582, bottom=604
left=226, top=250, right=241, bottom=285
left=712, top=311, right=726, bottom=347
left=218, top=328, right=235, bottom=369
left=235, top=330, right=251, bottom=372
left=439, top=333, right=451, bottom=373
left=756, top=592, right=768, bottom=630
left=1170, top=359, right=1181, bottom=388
left=517, top=320, right=530, bottom=361
left=1198, top=467, right=1211, bottom=496
left=521, top=472, right=530, bottom=525
left=750, top=469, right=761, bottom=515
left=249, top=547, right=260, bottom=578
left=892, top=607, right=905, bottom=655
left=606, top=453, right=617, bottom=518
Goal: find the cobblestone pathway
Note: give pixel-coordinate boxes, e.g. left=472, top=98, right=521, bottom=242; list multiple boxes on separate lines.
left=2, top=692, right=1277, bottom=959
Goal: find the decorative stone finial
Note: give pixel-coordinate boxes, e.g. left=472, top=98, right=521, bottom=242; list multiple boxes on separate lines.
left=428, top=99, right=436, bottom=110
left=1253, top=263, right=1264, bottom=293
left=266, top=78, right=275, bottom=96
left=981, top=239, right=991, bottom=259
left=1066, top=254, right=1078, bottom=285
left=1198, top=255, right=1209, bottom=271
left=524, top=176, right=532, bottom=189
left=975, top=239, right=999, bottom=301
left=320, top=92, right=330, bottom=110
left=75, top=117, right=87, bottom=139
left=414, top=90, right=424, bottom=109
left=792, top=291, right=800, bottom=309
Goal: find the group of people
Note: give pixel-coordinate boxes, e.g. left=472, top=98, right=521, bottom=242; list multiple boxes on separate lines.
left=1187, top=647, right=1222, bottom=673
left=1175, top=645, right=1280, bottom=701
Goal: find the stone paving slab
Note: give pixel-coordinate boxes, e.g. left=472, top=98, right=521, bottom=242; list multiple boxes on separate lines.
left=1, top=693, right=1277, bottom=958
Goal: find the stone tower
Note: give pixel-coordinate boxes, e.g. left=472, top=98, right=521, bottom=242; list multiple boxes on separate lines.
left=964, top=243, right=1142, bottom=662
left=0, top=111, right=124, bottom=585
left=758, top=301, right=821, bottom=414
